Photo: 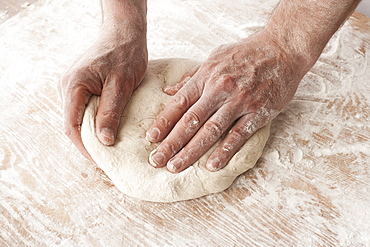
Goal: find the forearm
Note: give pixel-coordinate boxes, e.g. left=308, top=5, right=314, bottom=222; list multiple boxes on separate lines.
left=265, top=0, right=361, bottom=68
left=100, top=0, right=147, bottom=33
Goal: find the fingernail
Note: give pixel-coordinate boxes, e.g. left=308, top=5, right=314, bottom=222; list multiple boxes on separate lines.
left=149, top=149, right=165, bottom=167
left=167, top=158, right=183, bottom=173
left=99, top=128, right=115, bottom=146
left=146, top=127, right=160, bottom=142
left=206, top=159, right=221, bottom=172
left=163, top=86, right=176, bottom=96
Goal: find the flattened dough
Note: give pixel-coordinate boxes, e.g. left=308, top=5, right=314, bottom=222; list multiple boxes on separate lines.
left=81, top=58, right=270, bottom=202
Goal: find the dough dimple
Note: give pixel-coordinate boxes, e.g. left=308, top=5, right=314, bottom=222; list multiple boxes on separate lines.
left=81, top=58, right=270, bottom=203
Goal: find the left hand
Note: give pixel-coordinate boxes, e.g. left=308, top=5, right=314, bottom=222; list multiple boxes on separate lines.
left=146, top=30, right=311, bottom=173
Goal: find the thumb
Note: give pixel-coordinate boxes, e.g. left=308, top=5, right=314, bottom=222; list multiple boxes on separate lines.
left=95, top=77, right=134, bottom=146
left=164, top=64, right=200, bottom=95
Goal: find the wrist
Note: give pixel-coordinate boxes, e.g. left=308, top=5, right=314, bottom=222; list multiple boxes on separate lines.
left=262, top=25, right=317, bottom=73
left=263, top=13, right=325, bottom=71
left=256, top=27, right=316, bottom=80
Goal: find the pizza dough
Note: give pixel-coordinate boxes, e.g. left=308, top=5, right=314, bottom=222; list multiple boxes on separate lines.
left=81, top=58, right=270, bottom=203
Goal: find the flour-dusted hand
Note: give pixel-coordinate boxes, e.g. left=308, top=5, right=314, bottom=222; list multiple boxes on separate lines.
left=146, top=30, right=311, bottom=173
left=146, top=0, right=360, bottom=173
left=58, top=0, right=147, bottom=159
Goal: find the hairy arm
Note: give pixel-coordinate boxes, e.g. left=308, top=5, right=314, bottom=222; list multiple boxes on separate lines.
left=266, top=0, right=361, bottom=66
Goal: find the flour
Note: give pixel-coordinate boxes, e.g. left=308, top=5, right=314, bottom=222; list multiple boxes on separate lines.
left=81, top=58, right=270, bottom=202
left=1, top=0, right=370, bottom=244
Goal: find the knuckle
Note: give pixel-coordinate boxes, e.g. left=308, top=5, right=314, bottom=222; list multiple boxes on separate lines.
left=230, top=124, right=248, bottom=138
left=184, top=111, right=200, bottom=125
left=244, top=120, right=258, bottom=134
left=178, top=73, right=192, bottom=85
left=203, top=120, right=224, bottom=139
left=157, top=115, right=171, bottom=129
left=161, top=140, right=181, bottom=156
left=212, top=75, right=235, bottom=94
left=172, top=93, right=190, bottom=110
left=182, top=111, right=201, bottom=130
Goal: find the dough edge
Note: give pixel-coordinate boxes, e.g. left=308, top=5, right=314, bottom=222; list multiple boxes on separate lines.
left=81, top=58, right=271, bottom=203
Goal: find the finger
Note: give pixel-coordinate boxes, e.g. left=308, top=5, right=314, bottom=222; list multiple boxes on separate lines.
left=163, top=64, right=200, bottom=95
left=146, top=79, right=203, bottom=143
left=95, top=76, right=133, bottom=146
left=148, top=93, right=224, bottom=169
left=165, top=105, right=238, bottom=173
left=63, top=86, right=93, bottom=161
left=206, top=112, right=268, bottom=172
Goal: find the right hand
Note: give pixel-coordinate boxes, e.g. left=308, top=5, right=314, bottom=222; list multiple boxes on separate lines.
left=58, top=23, right=148, bottom=159
left=146, top=30, right=311, bottom=173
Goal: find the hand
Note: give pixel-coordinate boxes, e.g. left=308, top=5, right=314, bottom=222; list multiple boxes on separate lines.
left=59, top=23, right=148, bottom=159
left=146, top=30, right=311, bottom=173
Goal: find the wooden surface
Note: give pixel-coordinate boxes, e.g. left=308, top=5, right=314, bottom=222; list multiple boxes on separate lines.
left=1, top=0, right=369, bottom=246
left=0, top=0, right=38, bottom=24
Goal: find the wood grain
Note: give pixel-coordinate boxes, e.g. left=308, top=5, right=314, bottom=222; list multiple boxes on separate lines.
left=0, top=0, right=38, bottom=24
left=0, top=0, right=369, bottom=246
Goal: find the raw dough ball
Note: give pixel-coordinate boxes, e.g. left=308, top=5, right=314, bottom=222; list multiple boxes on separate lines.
left=81, top=58, right=270, bottom=203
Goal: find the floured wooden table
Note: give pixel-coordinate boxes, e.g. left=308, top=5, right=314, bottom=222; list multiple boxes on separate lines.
left=1, top=0, right=369, bottom=246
